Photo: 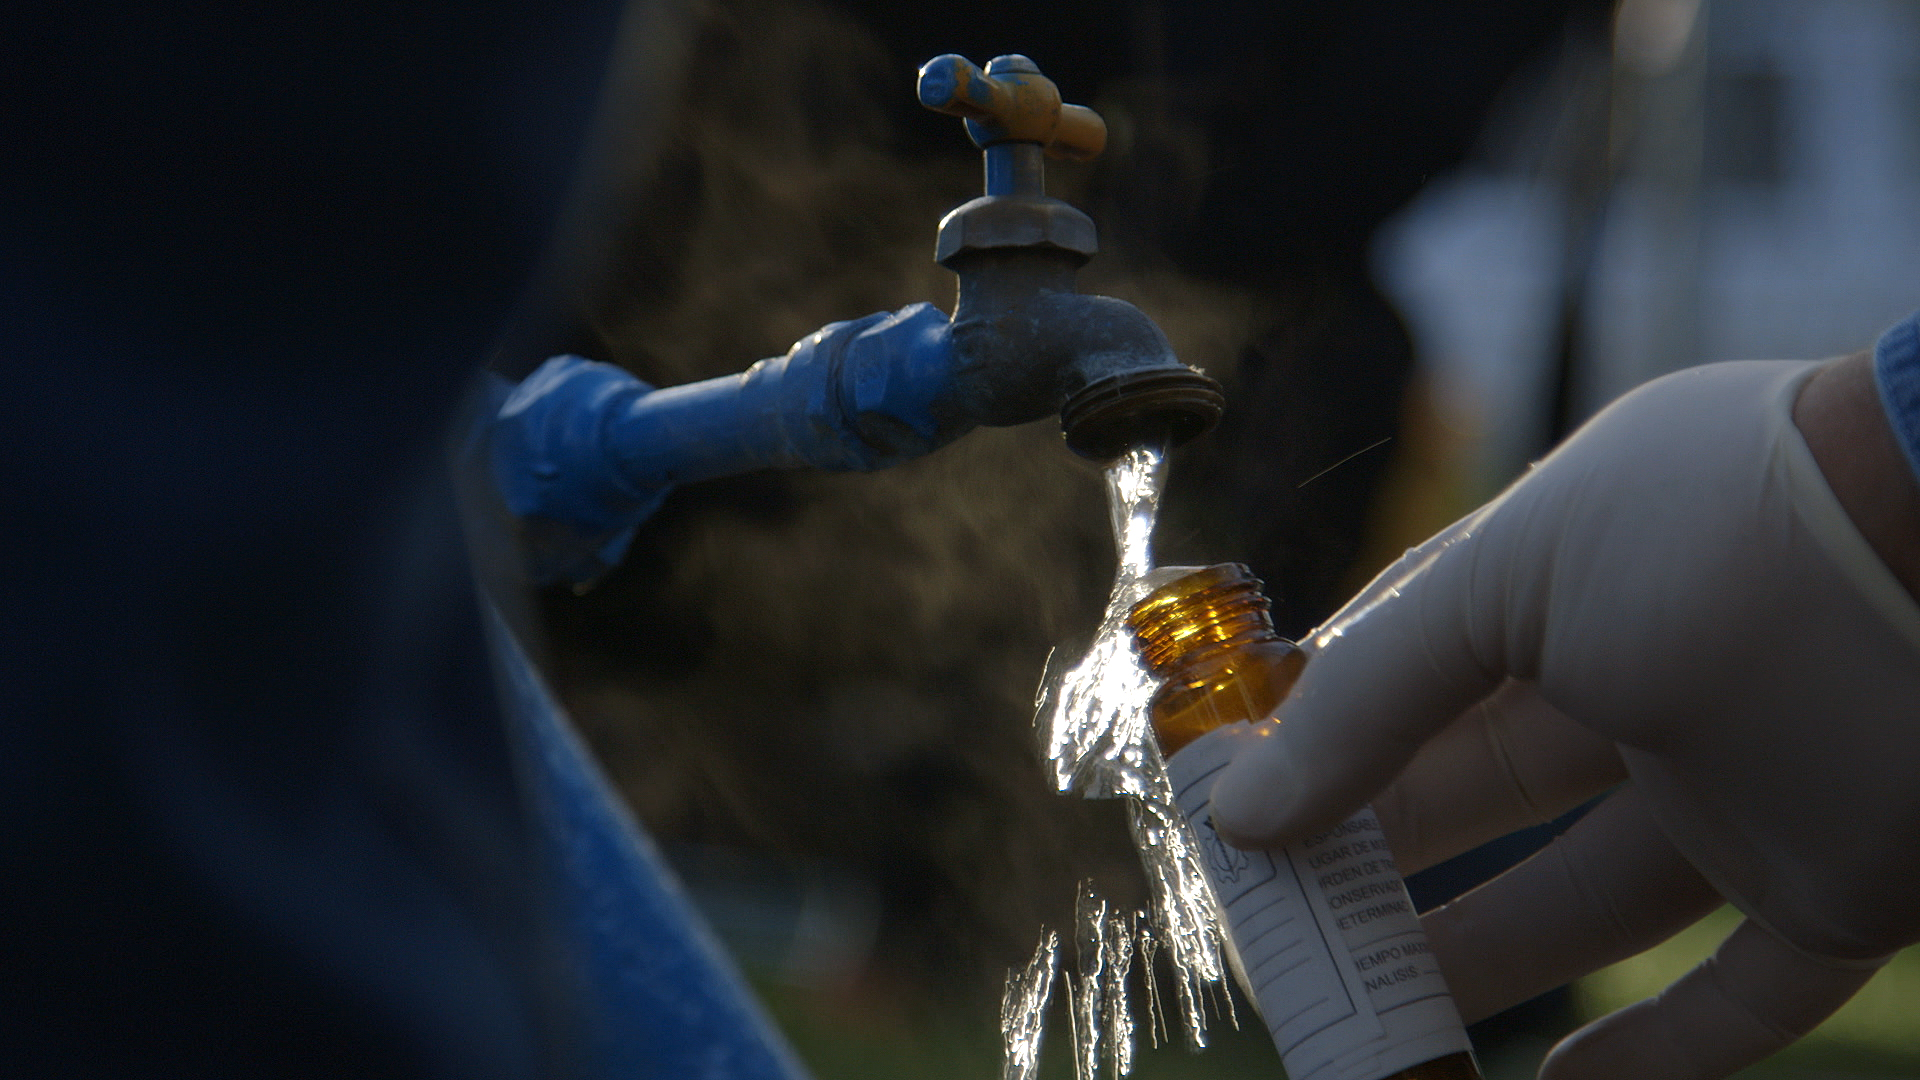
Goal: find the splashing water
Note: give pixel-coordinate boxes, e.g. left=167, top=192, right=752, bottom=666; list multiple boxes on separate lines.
left=1001, top=930, right=1061, bottom=1080
left=1137, top=915, right=1165, bottom=1049
left=1099, top=900, right=1137, bottom=1078
left=1060, top=883, right=1145, bottom=1080
left=1123, top=782, right=1234, bottom=1049
left=1023, top=442, right=1238, bottom=1064
left=1036, top=445, right=1172, bottom=801
left=1070, top=886, right=1108, bottom=1080
left=1039, top=443, right=1174, bottom=794
left=1046, top=877, right=1223, bottom=1080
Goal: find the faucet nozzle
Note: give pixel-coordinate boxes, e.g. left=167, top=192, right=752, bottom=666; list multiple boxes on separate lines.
left=1060, top=367, right=1225, bottom=460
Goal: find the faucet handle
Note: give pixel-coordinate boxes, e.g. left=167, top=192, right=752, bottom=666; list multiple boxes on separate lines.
left=917, top=54, right=1106, bottom=162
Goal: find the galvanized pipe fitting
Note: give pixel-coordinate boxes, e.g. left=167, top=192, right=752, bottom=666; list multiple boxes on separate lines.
left=488, top=53, right=1223, bottom=582
left=920, top=53, right=1223, bottom=460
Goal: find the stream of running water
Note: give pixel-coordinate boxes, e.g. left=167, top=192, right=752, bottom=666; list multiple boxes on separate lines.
left=1008, top=443, right=1238, bottom=1080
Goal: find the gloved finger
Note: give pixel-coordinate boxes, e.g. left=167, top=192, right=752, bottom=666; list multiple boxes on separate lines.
left=1419, top=784, right=1720, bottom=1024
left=1538, top=917, right=1881, bottom=1080
left=1372, top=679, right=1624, bottom=875
left=1209, top=498, right=1529, bottom=848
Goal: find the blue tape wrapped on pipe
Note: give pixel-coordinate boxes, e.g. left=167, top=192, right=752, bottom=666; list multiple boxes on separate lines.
left=489, top=303, right=955, bottom=583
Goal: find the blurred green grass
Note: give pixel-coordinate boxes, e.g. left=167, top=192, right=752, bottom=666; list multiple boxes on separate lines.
left=756, top=907, right=1920, bottom=1080
left=1573, top=906, right=1920, bottom=1079
left=759, top=973, right=1291, bottom=1080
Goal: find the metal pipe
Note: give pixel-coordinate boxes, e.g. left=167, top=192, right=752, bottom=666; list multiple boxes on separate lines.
left=486, top=53, right=1222, bottom=584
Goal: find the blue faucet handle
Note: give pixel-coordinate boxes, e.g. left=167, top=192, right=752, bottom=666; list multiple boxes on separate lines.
left=916, top=54, right=994, bottom=116
left=916, top=53, right=1106, bottom=161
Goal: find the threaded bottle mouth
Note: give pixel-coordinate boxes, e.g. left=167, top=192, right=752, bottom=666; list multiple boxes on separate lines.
left=1126, top=562, right=1280, bottom=674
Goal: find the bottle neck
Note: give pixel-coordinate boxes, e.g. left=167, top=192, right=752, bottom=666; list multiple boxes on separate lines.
left=1129, top=563, right=1283, bottom=675
left=1128, top=564, right=1303, bottom=755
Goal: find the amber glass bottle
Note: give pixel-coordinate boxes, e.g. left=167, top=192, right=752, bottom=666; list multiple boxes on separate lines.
left=1129, top=564, right=1480, bottom=1080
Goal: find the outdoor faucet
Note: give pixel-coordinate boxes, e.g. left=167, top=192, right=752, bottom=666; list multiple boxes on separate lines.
left=489, top=54, right=1223, bottom=583
left=917, top=54, right=1224, bottom=459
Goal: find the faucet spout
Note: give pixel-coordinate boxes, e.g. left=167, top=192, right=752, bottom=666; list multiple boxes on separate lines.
left=920, top=53, right=1223, bottom=459
left=938, top=242, right=1222, bottom=461
left=484, top=52, right=1223, bottom=584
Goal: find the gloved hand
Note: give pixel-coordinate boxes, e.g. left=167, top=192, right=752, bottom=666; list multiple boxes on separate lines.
left=1207, top=357, right=1920, bottom=1079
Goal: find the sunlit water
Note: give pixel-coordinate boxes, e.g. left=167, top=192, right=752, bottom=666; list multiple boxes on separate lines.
left=1001, top=931, right=1060, bottom=1080
left=1009, top=444, right=1238, bottom=1079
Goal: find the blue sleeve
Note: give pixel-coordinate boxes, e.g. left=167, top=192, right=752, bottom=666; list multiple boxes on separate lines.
left=1874, top=310, right=1920, bottom=484
left=2, top=7, right=807, bottom=1077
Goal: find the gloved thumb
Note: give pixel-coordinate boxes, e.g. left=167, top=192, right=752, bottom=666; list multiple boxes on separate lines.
left=1209, top=493, right=1531, bottom=848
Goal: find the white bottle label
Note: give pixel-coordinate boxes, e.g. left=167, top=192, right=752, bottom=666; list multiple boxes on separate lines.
left=1166, top=723, right=1472, bottom=1080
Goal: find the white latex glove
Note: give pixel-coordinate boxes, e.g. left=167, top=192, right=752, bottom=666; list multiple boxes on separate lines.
left=1208, top=358, right=1920, bottom=1079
